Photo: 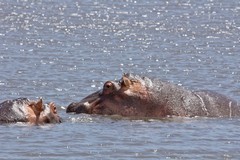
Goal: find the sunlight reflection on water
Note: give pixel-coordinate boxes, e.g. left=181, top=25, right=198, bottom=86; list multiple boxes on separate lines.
left=0, top=0, right=240, bottom=159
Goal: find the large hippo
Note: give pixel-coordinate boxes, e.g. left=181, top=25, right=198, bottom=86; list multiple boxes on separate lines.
left=67, top=73, right=240, bottom=118
left=0, top=97, right=61, bottom=124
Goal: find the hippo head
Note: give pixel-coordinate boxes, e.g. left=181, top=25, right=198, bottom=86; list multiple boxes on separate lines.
left=67, top=73, right=155, bottom=117
left=29, top=99, right=62, bottom=124
left=39, top=102, right=62, bottom=124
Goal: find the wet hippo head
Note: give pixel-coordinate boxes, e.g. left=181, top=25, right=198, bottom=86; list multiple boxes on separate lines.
left=67, top=73, right=153, bottom=117
left=0, top=98, right=62, bottom=124
left=28, top=98, right=61, bottom=124
left=38, top=101, right=62, bottom=124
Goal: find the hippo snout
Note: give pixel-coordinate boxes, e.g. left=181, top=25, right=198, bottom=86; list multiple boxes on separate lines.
left=66, top=90, right=103, bottom=114
left=66, top=101, right=93, bottom=114
left=66, top=102, right=82, bottom=113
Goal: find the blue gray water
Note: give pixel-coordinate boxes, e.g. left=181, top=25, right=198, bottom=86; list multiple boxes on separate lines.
left=0, top=0, right=240, bottom=159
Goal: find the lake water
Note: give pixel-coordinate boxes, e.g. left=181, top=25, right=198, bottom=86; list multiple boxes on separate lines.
left=0, top=0, right=240, bottom=159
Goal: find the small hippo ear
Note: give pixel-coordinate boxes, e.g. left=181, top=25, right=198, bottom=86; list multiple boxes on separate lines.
left=122, top=76, right=131, bottom=88
left=49, top=102, right=57, bottom=114
left=35, top=98, right=44, bottom=112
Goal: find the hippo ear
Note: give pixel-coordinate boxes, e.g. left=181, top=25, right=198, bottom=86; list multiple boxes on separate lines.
left=35, top=98, right=44, bottom=112
left=122, top=76, right=131, bottom=88
left=49, top=102, right=57, bottom=114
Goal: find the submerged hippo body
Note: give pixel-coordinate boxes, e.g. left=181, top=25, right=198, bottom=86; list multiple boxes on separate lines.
left=0, top=98, right=61, bottom=124
left=67, top=73, right=240, bottom=118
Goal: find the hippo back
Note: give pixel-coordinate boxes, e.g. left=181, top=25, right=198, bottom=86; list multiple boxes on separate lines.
left=147, top=78, right=240, bottom=118
left=194, top=91, right=240, bottom=117
left=0, top=98, right=29, bottom=123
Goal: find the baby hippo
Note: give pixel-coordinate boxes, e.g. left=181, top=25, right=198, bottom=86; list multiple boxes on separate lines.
left=0, top=97, right=61, bottom=125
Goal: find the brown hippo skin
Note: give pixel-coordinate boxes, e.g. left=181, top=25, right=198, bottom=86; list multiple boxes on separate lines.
left=0, top=98, right=61, bottom=124
left=67, top=73, right=240, bottom=118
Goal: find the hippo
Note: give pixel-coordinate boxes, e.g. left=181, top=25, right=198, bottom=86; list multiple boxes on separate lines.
left=67, top=73, right=240, bottom=118
left=0, top=97, right=61, bottom=124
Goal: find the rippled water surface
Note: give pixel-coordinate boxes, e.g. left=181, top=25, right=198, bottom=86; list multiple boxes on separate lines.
left=1, top=0, right=240, bottom=159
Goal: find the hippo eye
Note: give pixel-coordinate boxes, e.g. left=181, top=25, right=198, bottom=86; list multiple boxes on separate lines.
left=118, top=79, right=124, bottom=86
left=118, top=78, right=123, bottom=84
left=103, top=81, right=115, bottom=95
left=104, top=82, right=113, bottom=90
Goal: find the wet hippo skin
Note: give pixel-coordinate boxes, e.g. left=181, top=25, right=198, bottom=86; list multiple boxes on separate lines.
left=0, top=98, right=61, bottom=124
left=67, top=73, right=240, bottom=118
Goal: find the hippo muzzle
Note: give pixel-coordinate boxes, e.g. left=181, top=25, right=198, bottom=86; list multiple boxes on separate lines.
left=66, top=90, right=102, bottom=114
left=66, top=81, right=121, bottom=114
